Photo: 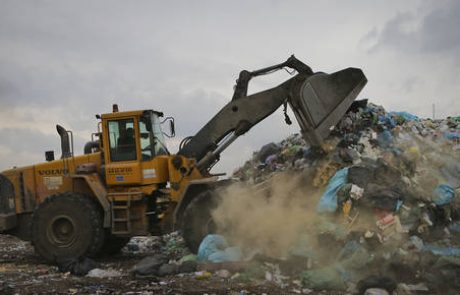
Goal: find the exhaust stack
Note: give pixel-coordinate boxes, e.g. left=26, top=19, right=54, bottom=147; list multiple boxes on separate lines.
left=56, top=124, right=72, bottom=159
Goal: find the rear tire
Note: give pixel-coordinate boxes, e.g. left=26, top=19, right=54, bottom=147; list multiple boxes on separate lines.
left=32, top=193, right=105, bottom=262
left=182, top=190, right=218, bottom=253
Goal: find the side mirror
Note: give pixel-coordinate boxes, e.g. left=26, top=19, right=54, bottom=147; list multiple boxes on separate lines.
left=161, top=117, right=176, bottom=138
left=169, top=119, right=175, bottom=137
left=161, top=117, right=175, bottom=138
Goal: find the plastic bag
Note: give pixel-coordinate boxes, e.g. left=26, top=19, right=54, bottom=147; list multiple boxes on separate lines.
left=432, top=184, right=456, bottom=206
left=424, top=245, right=460, bottom=257
left=208, top=246, right=242, bottom=263
left=444, top=132, right=460, bottom=140
left=316, top=168, right=349, bottom=213
left=197, top=234, right=228, bottom=261
left=389, top=111, right=419, bottom=122
left=377, top=130, right=393, bottom=148
left=197, top=234, right=242, bottom=263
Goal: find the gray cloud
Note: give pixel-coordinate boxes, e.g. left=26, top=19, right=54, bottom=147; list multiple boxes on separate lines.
left=400, top=76, right=422, bottom=94
left=1, top=0, right=459, bottom=174
left=0, top=127, right=61, bottom=170
left=420, top=1, right=460, bottom=53
left=369, top=0, right=460, bottom=54
left=0, top=77, right=21, bottom=101
left=0, top=128, right=59, bottom=154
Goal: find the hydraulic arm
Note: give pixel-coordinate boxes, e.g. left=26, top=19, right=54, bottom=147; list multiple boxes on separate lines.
left=178, top=55, right=367, bottom=173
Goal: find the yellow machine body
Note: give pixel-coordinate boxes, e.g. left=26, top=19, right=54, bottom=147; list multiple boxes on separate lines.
left=0, top=108, right=207, bottom=240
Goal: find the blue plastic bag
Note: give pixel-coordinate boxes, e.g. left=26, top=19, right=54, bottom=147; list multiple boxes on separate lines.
left=316, top=168, right=349, bottom=213
left=378, top=115, right=396, bottom=129
left=389, top=111, right=419, bottom=122
left=432, top=184, right=456, bottom=206
left=208, top=246, right=242, bottom=263
left=197, top=234, right=242, bottom=263
left=377, top=130, right=393, bottom=148
left=444, top=132, right=460, bottom=140
left=424, top=245, right=460, bottom=257
left=197, top=234, right=228, bottom=261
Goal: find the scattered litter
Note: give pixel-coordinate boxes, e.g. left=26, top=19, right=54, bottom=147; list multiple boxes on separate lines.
left=397, top=282, right=429, bottom=292
left=86, top=268, right=122, bottom=278
left=157, top=263, right=179, bottom=276
left=357, top=276, right=397, bottom=295
left=301, top=266, right=346, bottom=290
left=363, top=288, right=389, bottom=295
left=57, top=257, right=98, bottom=276
left=194, top=271, right=212, bottom=280
left=215, top=269, right=231, bottom=279
left=130, top=254, right=168, bottom=276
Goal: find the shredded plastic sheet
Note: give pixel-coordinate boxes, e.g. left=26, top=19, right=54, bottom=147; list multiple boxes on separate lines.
left=316, top=168, right=349, bottom=213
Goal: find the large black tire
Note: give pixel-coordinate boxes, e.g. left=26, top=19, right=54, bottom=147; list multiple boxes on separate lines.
left=182, top=190, right=218, bottom=253
left=32, top=193, right=105, bottom=262
left=98, top=232, right=130, bottom=256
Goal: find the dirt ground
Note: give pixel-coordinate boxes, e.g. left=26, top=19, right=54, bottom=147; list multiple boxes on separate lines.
left=0, top=234, right=335, bottom=295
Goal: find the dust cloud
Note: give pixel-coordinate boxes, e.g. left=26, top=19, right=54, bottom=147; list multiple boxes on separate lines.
left=210, top=130, right=460, bottom=260
left=393, top=131, right=460, bottom=200
left=211, top=172, right=323, bottom=258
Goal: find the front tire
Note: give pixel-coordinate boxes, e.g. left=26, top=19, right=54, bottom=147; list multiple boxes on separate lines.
left=32, top=193, right=105, bottom=262
left=182, top=190, right=219, bottom=253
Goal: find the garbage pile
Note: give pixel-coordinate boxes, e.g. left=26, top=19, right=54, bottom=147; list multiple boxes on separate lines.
left=125, top=231, right=189, bottom=259
left=220, top=100, right=460, bottom=293
left=50, top=231, right=192, bottom=278
left=126, top=100, right=460, bottom=294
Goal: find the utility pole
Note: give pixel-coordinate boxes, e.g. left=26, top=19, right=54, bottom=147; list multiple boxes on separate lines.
left=432, top=103, right=436, bottom=120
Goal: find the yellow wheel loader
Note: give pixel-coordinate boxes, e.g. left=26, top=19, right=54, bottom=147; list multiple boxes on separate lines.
left=0, top=56, right=367, bottom=262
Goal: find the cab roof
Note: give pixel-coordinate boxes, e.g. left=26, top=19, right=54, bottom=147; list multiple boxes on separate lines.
left=100, top=109, right=164, bottom=120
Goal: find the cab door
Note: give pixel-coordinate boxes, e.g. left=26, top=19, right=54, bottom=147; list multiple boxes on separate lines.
left=103, top=117, right=142, bottom=185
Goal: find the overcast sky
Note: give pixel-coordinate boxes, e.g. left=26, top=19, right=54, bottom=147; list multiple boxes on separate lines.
left=1, top=0, right=459, bottom=174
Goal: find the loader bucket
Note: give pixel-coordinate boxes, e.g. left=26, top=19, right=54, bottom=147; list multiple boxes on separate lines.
left=290, top=67, right=367, bottom=146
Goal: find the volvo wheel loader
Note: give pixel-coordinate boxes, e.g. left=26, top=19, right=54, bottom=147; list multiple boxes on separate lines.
left=0, top=56, right=367, bottom=262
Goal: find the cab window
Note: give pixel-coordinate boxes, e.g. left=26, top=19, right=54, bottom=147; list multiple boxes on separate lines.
left=139, top=118, right=153, bottom=160
left=108, top=119, right=137, bottom=162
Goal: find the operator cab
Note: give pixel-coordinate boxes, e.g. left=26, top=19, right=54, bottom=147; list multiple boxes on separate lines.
left=100, top=105, right=175, bottom=186
left=107, top=111, right=169, bottom=162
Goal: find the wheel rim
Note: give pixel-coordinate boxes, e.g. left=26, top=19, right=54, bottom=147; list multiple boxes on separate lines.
left=47, top=215, right=77, bottom=248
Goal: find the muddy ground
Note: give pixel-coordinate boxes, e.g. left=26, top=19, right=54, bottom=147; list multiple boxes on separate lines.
left=0, top=234, right=338, bottom=295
